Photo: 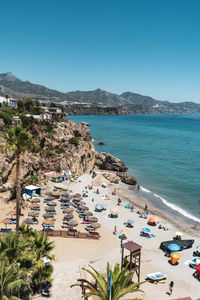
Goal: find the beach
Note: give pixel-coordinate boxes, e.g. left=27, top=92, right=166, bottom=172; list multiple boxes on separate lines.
left=26, top=173, right=200, bottom=300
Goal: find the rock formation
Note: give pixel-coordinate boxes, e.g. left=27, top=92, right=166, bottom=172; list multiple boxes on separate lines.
left=95, top=152, right=128, bottom=172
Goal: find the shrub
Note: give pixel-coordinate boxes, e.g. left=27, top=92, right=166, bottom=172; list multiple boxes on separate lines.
left=69, top=137, right=79, bottom=146
left=55, top=147, right=65, bottom=154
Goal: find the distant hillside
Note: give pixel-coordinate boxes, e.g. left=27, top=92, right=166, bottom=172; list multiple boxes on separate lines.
left=0, top=72, right=200, bottom=114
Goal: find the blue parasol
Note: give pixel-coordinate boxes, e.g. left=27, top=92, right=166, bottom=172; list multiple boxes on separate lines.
left=142, top=227, right=150, bottom=233
left=167, top=243, right=181, bottom=252
left=127, top=219, right=135, bottom=224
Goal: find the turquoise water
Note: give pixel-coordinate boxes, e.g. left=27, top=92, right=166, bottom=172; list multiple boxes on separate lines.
left=68, top=114, right=200, bottom=222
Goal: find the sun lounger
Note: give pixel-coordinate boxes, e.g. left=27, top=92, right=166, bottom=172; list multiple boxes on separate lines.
left=1, top=228, right=13, bottom=232
left=146, top=272, right=167, bottom=283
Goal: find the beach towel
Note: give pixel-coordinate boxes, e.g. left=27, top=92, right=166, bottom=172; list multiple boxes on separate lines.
left=125, top=203, right=131, bottom=209
left=147, top=234, right=156, bottom=239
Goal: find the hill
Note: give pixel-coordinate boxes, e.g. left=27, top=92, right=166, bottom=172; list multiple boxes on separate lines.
left=0, top=72, right=200, bottom=114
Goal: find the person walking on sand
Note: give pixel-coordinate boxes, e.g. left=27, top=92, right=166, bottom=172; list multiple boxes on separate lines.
left=145, top=203, right=148, bottom=212
left=168, top=281, right=174, bottom=296
left=113, top=226, right=117, bottom=235
left=137, top=184, right=140, bottom=192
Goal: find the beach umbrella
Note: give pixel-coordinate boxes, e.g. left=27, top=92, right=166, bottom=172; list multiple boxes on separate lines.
left=24, top=218, right=34, bottom=225
left=47, top=202, right=57, bottom=206
left=79, top=206, right=89, bottom=211
left=90, top=223, right=101, bottom=229
left=30, top=203, right=40, bottom=208
left=43, top=213, right=54, bottom=218
left=73, top=193, right=81, bottom=198
left=45, top=207, right=55, bottom=212
left=142, top=228, right=151, bottom=233
left=87, top=216, right=98, bottom=222
left=29, top=211, right=39, bottom=216
left=84, top=211, right=93, bottom=217
left=77, top=201, right=86, bottom=206
left=73, top=197, right=83, bottom=202
left=175, top=231, right=183, bottom=237
left=1, top=218, right=11, bottom=228
left=31, top=198, right=40, bottom=203
left=120, top=228, right=128, bottom=235
left=167, top=243, right=181, bottom=252
left=61, top=192, right=69, bottom=197
left=68, top=219, right=78, bottom=227
left=111, top=208, right=118, bottom=215
left=148, top=216, right=159, bottom=224
left=95, top=203, right=104, bottom=210
left=7, top=210, right=16, bottom=217
left=63, top=214, right=74, bottom=220
left=63, top=208, right=74, bottom=214
left=44, top=196, right=55, bottom=201
left=127, top=219, right=135, bottom=224
left=195, top=264, right=200, bottom=276
left=61, top=196, right=70, bottom=201
left=43, top=219, right=55, bottom=225
left=170, top=253, right=181, bottom=265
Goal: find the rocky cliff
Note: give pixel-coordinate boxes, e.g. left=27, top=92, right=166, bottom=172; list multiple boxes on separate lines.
left=0, top=120, right=137, bottom=202
left=0, top=120, right=97, bottom=201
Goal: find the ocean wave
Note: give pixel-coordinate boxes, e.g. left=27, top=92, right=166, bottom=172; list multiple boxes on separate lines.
left=140, top=186, right=200, bottom=224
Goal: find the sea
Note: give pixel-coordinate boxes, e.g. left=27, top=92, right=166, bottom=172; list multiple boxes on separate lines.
left=68, top=114, right=200, bottom=225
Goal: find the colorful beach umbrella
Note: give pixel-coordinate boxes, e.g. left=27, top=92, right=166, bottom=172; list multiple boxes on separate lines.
left=148, top=216, right=159, bottom=223
left=120, top=228, right=128, bottom=235
left=111, top=208, right=118, bottom=215
left=167, top=243, right=181, bottom=252
left=170, top=253, right=181, bottom=265
left=142, top=227, right=150, bottom=233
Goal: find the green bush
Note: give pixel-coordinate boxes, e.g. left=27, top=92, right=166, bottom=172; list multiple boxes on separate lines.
left=69, top=137, right=79, bottom=146
left=55, top=147, right=65, bottom=154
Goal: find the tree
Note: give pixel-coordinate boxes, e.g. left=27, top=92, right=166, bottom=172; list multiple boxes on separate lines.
left=71, top=262, right=144, bottom=300
left=0, top=125, right=34, bottom=237
left=0, top=261, right=29, bottom=300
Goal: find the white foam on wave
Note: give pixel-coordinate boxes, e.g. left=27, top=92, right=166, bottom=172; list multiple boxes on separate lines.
left=140, top=186, right=200, bottom=224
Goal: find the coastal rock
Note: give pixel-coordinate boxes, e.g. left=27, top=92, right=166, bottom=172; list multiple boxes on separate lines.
left=92, top=173, right=109, bottom=187
left=0, top=120, right=97, bottom=201
left=117, top=172, right=137, bottom=185
left=98, top=141, right=104, bottom=145
left=95, top=152, right=128, bottom=172
left=103, top=172, right=120, bottom=184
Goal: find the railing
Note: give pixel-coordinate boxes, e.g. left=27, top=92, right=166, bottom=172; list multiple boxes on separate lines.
left=42, top=230, right=100, bottom=240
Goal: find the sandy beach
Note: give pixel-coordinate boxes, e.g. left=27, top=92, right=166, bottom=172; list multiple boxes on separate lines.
left=18, top=172, right=198, bottom=300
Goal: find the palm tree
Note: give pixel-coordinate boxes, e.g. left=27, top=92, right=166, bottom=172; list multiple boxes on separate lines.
left=0, top=125, right=33, bottom=237
left=33, top=231, right=55, bottom=261
left=0, top=261, right=29, bottom=300
left=71, top=262, right=144, bottom=300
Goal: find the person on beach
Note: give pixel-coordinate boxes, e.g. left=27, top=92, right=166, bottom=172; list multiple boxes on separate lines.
left=96, top=188, right=99, bottom=194
left=92, top=198, right=94, bottom=202
left=137, top=184, right=140, bottom=192
left=131, top=204, right=134, bottom=212
left=117, top=198, right=121, bottom=206
left=168, top=281, right=174, bottom=296
left=144, top=203, right=148, bottom=212
left=113, top=226, right=117, bottom=235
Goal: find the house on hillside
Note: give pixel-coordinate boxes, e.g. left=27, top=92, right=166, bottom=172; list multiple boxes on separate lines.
left=44, top=172, right=66, bottom=183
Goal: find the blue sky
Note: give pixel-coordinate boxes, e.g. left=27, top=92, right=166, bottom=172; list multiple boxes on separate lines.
left=0, top=0, right=200, bottom=102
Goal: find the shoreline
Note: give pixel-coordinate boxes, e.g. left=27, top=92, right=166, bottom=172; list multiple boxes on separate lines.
left=112, top=179, right=200, bottom=238
left=46, top=173, right=200, bottom=299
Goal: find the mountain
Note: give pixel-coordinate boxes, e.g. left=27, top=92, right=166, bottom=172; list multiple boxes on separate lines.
left=0, top=72, right=200, bottom=114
